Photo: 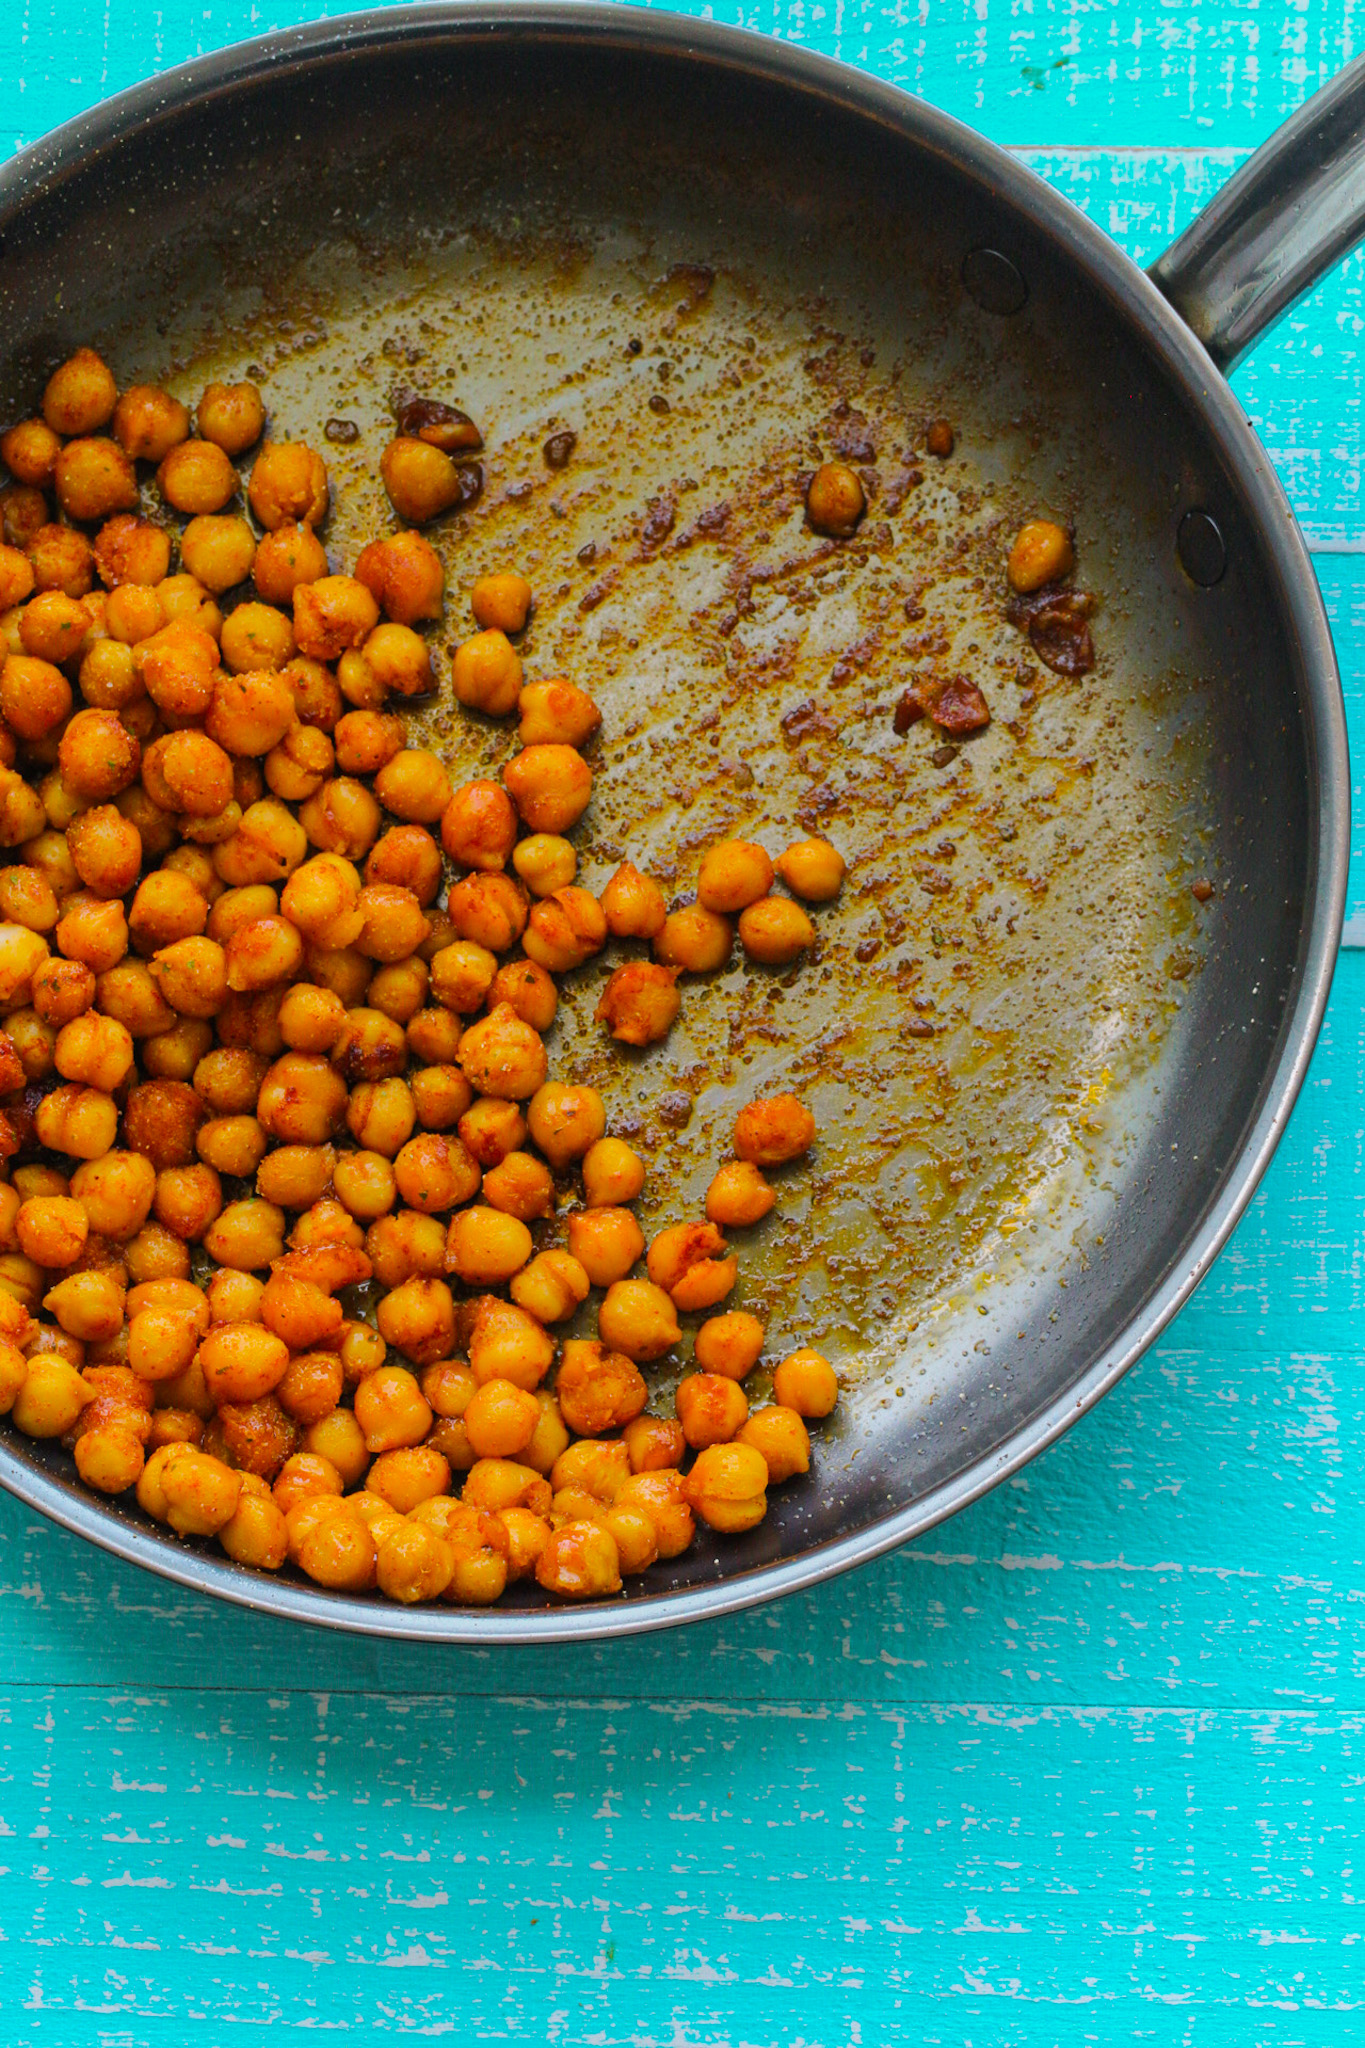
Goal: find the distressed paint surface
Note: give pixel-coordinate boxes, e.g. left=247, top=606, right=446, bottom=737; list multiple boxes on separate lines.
left=2, top=2, right=1365, bottom=2042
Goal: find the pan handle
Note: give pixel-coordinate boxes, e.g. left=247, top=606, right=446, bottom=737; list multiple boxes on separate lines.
left=1150, top=53, right=1365, bottom=374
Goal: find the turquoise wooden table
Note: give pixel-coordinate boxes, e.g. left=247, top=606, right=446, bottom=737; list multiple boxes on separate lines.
left=3, top=3, right=1365, bottom=2042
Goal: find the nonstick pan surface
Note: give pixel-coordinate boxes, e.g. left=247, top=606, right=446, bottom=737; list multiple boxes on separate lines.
left=0, top=5, right=1346, bottom=1638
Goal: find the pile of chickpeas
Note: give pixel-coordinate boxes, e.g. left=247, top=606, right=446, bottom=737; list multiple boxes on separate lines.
left=0, top=345, right=846, bottom=1607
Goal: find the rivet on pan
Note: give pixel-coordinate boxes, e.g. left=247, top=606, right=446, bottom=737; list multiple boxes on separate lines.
left=1177, top=509, right=1227, bottom=587
left=961, top=247, right=1028, bottom=316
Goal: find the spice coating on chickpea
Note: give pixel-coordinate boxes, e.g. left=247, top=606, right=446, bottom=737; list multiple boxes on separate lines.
left=1007, top=519, right=1074, bottom=593
left=775, top=836, right=845, bottom=901
left=805, top=460, right=865, bottom=536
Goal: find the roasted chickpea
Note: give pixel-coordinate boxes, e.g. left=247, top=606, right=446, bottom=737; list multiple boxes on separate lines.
left=685, top=1440, right=768, bottom=1533
left=147, top=935, right=226, bottom=1018
left=333, top=710, right=403, bottom=778
left=154, top=1162, right=222, bottom=1242
left=328, top=1148, right=395, bottom=1222
left=406, top=1008, right=465, bottom=1065
left=733, top=1093, right=815, bottom=1165
left=407, top=1063, right=473, bottom=1132
left=646, top=1220, right=736, bottom=1312
left=1007, top=518, right=1074, bottom=593
left=0, top=922, right=48, bottom=1005
left=453, top=1006, right=544, bottom=1102
left=526, top=1082, right=605, bottom=1169
left=0, top=867, right=59, bottom=934
left=616, top=1469, right=694, bottom=1558
left=203, top=1196, right=286, bottom=1273
left=776, top=835, right=845, bottom=901
left=739, top=1404, right=810, bottom=1483
left=0, top=542, right=35, bottom=613
left=622, top=1414, right=686, bottom=1473
left=595, top=961, right=681, bottom=1046
left=16, top=1196, right=88, bottom=1268
left=265, top=722, right=333, bottom=804
left=28, top=521, right=95, bottom=598
left=35, top=1083, right=118, bottom=1160
left=54, top=437, right=138, bottom=522
left=445, top=1206, right=533, bottom=1288
left=581, top=1137, right=645, bottom=1209
left=1, top=418, right=61, bottom=487
left=503, top=744, right=592, bottom=835
left=772, top=1347, right=838, bottom=1417
left=43, top=1268, right=126, bottom=1343
left=20, top=589, right=91, bottom=664
left=249, top=442, right=328, bottom=531
left=457, top=1099, right=526, bottom=1169
left=440, top=779, right=518, bottom=870
left=298, top=1510, right=377, bottom=1591
left=294, top=576, right=380, bottom=663
left=66, top=805, right=142, bottom=899
left=11, top=1352, right=91, bottom=1436
left=6, top=1007, right=56, bottom=1079
left=522, top=887, right=607, bottom=975
left=463, top=1377, right=541, bottom=1460
left=363, top=621, right=432, bottom=699
left=218, top=1488, right=289, bottom=1569
left=353, top=1361, right=434, bottom=1453
left=536, top=1520, right=621, bottom=1599
left=481, top=1151, right=555, bottom=1225
left=299, top=777, right=382, bottom=861
left=364, top=1445, right=451, bottom=1518
left=565, top=1207, right=645, bottom=1288
left=112, top=384, right=190, bottom=463
left=196, top=380, right=265, bottom=456
left=451, top=626, right=523, bottom=717
left=655, top=903, right=732, bottom=973
left=179, top=513, right=257, bottom=594
left=95, top=960, right=173, bottom=1038
left=705, top=1159, right=775, bottom=1227
left=698, top=839, right=774, bottom=914
left=345, top=1076, right=415, bottom=1158
left=0, top=655, right=71, bottom=741
left=103, top=582, right=164, bottom=647
left=123, top=1222, right=192, bottom=1284
left=428, top=941, right=498, bottom=1017
left=155, top=570, right=222, bottom=634
left=694, top=1310, right=765, bottom=1381
left=739, top=896, right=816, bottom=965
left=43, top=349, right=117, bottom=436
left=806, top=460, right=865, bottom=536
left=381, top=437, right=473, bottom=525
left=249, top=525, right=327, bottom=616
left=468, top=571, right=530, bottom=634
left=516, top=675, right=601, bottom=747
left=676, top=1371, right=748, bottom=1449
left=598, top=1277, right=680, bottom=1362
left=509, top=833, right=574, bottom=899
left=255, top=1051, right=348, bottom=1144
left=54, top=1011, right=133, bottom=1092
left=157, top=438, right=237, bottom=516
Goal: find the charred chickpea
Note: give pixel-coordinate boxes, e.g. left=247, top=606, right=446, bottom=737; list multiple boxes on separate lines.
left=512, top=833, right=576, bottom=897
left=655, top=903, right=732, bottom=973
left=112, top=384, right=190, bottom=462
left=772, top=1347, right=838, bottom=1418
left=805, top=459, right=865, bottom=536
left=738, top=897, right=816, bottom=966
left=698, top=839, right=774, bottom=914
left=1007, top=518, right=1074, bottom=593
left=452, top=629, right=522, bottom=717
left=694, top=1310, right=766, bottom=1381
left=43, top=348, right=117, bottom=436
left=677, top=1372, right=749, bottom=1450
left=197, top=381, right=265, bottom=456
left=248, top=442, right=329, bottom=531
left=458, top=1098, right=527, bottom=1168
left=776, top=835, right=845, bottom=901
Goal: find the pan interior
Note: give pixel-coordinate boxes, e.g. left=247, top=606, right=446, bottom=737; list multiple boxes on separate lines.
left=0, top=28, right=1307, bottom=1611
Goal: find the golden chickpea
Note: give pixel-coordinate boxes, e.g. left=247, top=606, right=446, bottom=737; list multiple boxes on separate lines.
left=363, top=621, right=432, bottom=699
left=375, top=1520, right=453, bottom=1603
left=35, top=1083, right=118, bottom=1160
left=536, top=1521, right=621, bottom=1599
left=462, top=1377, right=539, bottom=1460
left=222, top=917, right=304, bottom=993
left=128, top=1305, right=200, bottom=1383
left=739, top=896, right=816, bottom=965
left=447, top=873, right=528, bottom=956
left=146, top=1409, right=205, bottom=1451
left=66, top=805, right=142, bottom=900
left=526, top=1082, right=606, bottom=1170
left=602, top=1502, right=660, bottom=1576
left=349, top=882, right=428, bottom=966
left=503, top=744, right=592, bottom=835
left=354, top=530, right=444, bottom=625
left=655, top=903, right=733, bottom=973
left=385, top=1132, right=474, bottom=1215
left=409, top=1064, right=473, bottom=1132
left=195, top=1115, right=266, bottom=1177
left=372, top=1269, right=455, bottom=1366
left=776, top=835, right=845, bottom=901
left=255, top=1144, right=334, bottom=1213
left=0, top=867, right=59, bottom=934
left=335, top=647, right=385, bottom=711
left=0, top=543, right=36, bottom=614
left=280, top=851, right=362, bottom=946
left=20, top=589, right=91, bottom=664
left=1, top=418, right=61, bottom=487
left=13, top=1164, right=68, bottom=1204
left=157, top=438, right=237, bottom=516
left=555, top=1339, right=647, bottom=1436
left=54, top=437, right=139, bottom=522
left=806, top=460, right=865, bottom=536
left=444, top=1206, right=533, bottom=1288
left=353, top=1360, right=434, bottom=1452
left=469, top=572, right=531, bottom=635
left=95, top=960, right=173, bottom=1038
left=196, top=1321, right=288, bottom=1405
left=302, top=1408, right=369, bottom=1487
left=1007, top=518, right=1074, bottom=593
left=192, top=1043, right=268, bottom=1112
left=676, top=1372, right=749, bottom=1449
left=452, top=1006, right=544, bottom=1103
left=256, top=1052, right=348, bottom=1143
left=440, top=780, right=518, bottom=872
left=0, top=772, right=47, bottom=846
left=303, top=944, right=370, bottom=1008
left=694, top=1310, right=765, bottom=1382
left=424, top=944, right=494, bottom=1020
left=705, top=1160, right=774, bottom=1229
left=466, top=1298, right=554, bottom=1391
left=78, top=637, right=138, bottom=714
left=61, top=708, right=142, bottom=809
left=686, top=1440, right=769, bottom=1532
left=622, top=1415, right=686, bottom=1474
left=367, top=957, right=429, bottom=1024
left=598, top=1277, right=680, bottom=1362
left=618, top=1469, right=695, bottom=1557
left=502, top=1245, right=583, bottom=1323
left=252, top=522, right=328, bottom=610
left=155, top=570, right=222, bottom=634
left=772, top=1346, right=838, bottom=1417
left=203, top=1197, right=286, bottom=1272
left=213, top=797, right=308, bottom=886
left=596, top=961, right=681, bottom=1047
left=515, top=673, right=600, bottom=746
left=456, top=1098, right=526, bottom=1169
left=565, top=1207, right=645, bottom=1288
left=265, top=722, right=334, bottom=803
left=331, top=1148, right=397, bottom=1221
left=333, top=710, right=403, bottom=778
left=28, top=520, right=95, bottom=598
left=54, top=1012, right=134, bottom=1093
left=299, top=777, right=382, bottom=861
left=43, top=1268, right=126, bottom=1343
left=380, top=436, right=472, bottom=525
left=16, top=1196, right=87, bottom=1268
left=446, top=630, right=521, bottom=724
left=218, top=1489, right=289, bottom=1569
left=205, top=1269, right=266, bottom=1330
left=123, top=1222, right=192, bottom=1285
left=294, top=577, right=380, bottom=664
left=282, top=655, right=342, bottom=733
left=498, top=1504, right=552, bottom=1580
left=6, top=1007, right=55, bottom=1079
left=196, top=380, right=265, bottom=456
left=698, top=840, right=774, bottom=914
left=122, top=1078, right=202, bottom=1171
left=43, top=348, right=117, bottom=436
left=257, top=1271, right=342, bottom=1352
left=479, top=1151, right=553, bottom=1225
left=577, top=1137, right=642, bottom=1210
left=274, top=1348, right=345, bottom=1427
left=154, top=1162, right=223, bottom=1242
left=276, top=983, right=347, bottom=1055
left=511, top=833, right=576, bottom=898
left=10, top=1352, right=91, bottom=1436
left=248, top=442, right=328, bottom=531
left=526, top=888, right=609, bottom=976
left=26, top=841, right=82, bottom=919
left=0, top=922, right=48, bottom=1004
left=104, top=581, right=164, bottom=646
left=147, top=936, right=226, bottom=1018
left=178, top=514, right=256, bottom=594
left=0, top=655, right=71, bottom=741
left=740, top=1404, right=810, bottom=1483
left=112, top=383, right=190, bottom=462
left=406, top=1007, right=465, bottom=1065
left=75, top=1425, right=147, bottom=1495
left=127, top=871, right=207, bottom=957
left=733, top=1093, right=815, bottom=1165
left=273, top=1451, right=345, bottom=1518
left=298, top=1511, right=377, bottom=1591
left=346, top=1076, right=415, bottom=1157
left=159, top=1450, right=242, bottom=1536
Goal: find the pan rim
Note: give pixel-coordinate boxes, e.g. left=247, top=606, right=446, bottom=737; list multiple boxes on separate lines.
left=0, top=1, right=1348, bottom=1644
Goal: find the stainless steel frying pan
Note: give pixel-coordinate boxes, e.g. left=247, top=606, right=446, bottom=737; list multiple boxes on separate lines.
left=0, top=4, right=1352, bottom=1640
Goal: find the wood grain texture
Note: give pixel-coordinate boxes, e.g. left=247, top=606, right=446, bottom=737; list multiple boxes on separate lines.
left=2, top=2, right=1365, bottom=2042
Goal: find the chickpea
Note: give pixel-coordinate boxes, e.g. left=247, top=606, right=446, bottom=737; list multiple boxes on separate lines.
left=556, top=1338, right=647, bottom=1436
left=692, top=1311, right=763, bottom=1383
left=510, top=833, right=575, bottom=899
left=222, top=917, right=304, bottom=994
left=218, top=1488, right=289, bottom=1569
left=294, top=577, right=380, bottom=664
left=350, top=1360, right=432, bottom=1453
left=354, top=530, right=445, bottom=625
left=280, top=851, right=363, bottom=946
left=741, top=1404, right=811, bottom=1483
left=43, top=348, right=117, bottom=436
left=733, top=1093, right=815, bottom=1165
left=266, top=722, right=333, bottom=804
left=1007, top=518, right=1074, bottom=593
left=380, top=436, right=473, bottom=525
left=647, top=1221, right=737, bottom=1312
left=452, top=1007, right=544, bottom=1103
left=1, top=418, right=61, bottom=486
left=298, top=1511, right=377, bottom=1591
left=466, top=572, right=529, bottom=635
left=146, top=936, right=225, bottom=1018
left=273, top=1450, right=346, bottom=1518
left=335, top=648, right=384, bottom=711
left=806, top=460, right=865, bottom=536
left=497, top=1504, right=551, bottom=1579
left=345, top=1076, right=415, bottom=1158
left=576, top=1138, right=641, bottom=1211
left=0, top=543, right=35, bottom=614
left=616, top=1469, right=694, bottom=1557
left=772, top=1347, right=838, bottom=1417
left=480, top=1151, right=555, bottom=1226
left=0, top=867, right=59, bottom=934
left=655, top=903, right=732, bottom=973
left=13, top=1164, right=68, bottom=1204
left=124, top=1222, right=192, bottom=1284
left=123, top=1080, right=202, bottom=1171
left=195, top=380, right=265, bottom=456
left=256, top=1052, right=348, bottom=1143
left=364, top=622, right=432, bottom=700
left=622, top=1414, right=686, bottom=1473
left=35, top=1083, right=118, bottom=1160
left=128, top=1302, right=200, bottom=1384
left=329, top=1148, right=395, bottom=1221
left=146, top=1408, right=205, bottom=1451
left=16, top=1196, right=88, bottom=1268
left=112, top=384, right=190, bottom=462
left=503, top=744, right=592, bottom=835
left=440, top=780, right=518, bottom=871
left=195, top=1322, right=289, bottom=1406
left=154, top=1162, right=223, bottom=1243
left=457, top=1099, right=526, bottom=1168
left=136, top=620, right=217, bottom=721
left=272, top=1350, right=345, bottom=1430
left=75, top=1425, right=147, bottom=1495
left=7, top=1007, right=56, bottom=1079
left=365, top=959, right=427, bottom=1026
left=524, top=887, right=608, bottom=976
left=251, top=525, right=328, bottom=614
left=248, top=442, right=328, bottom=531
left=203, top=1195, right=286, bottom=1272
left=44, top=1268, right=126, bottom=1343
left=26, top=835, right=82, bottom=914
left=776, top=835, right=845, bottom=901
left=676, top=1371, right=749, bottom=1450
left=156, top=570, right=222, bottom=635
left=104, top=581, right=164, bottom=646
left=406, top=1007, right=465, bottom=1065
left=28, top=521, right=95, bottom=598
left=598, top=1278, right=680, bottom=1362
left=565, top=1207, right=645, bottom=1288
left=78, top=635, right=141, bottom=711
left=698, top=839, right=774, bottom=914
left=0, top=923, right=47, bottom=1005
left=374, top=1519, right=455, bottom=1604
left=450, top=875, right=528, bottom=958
left=213, top=798, right=308, bottom=886
left=451, top=627, right=522, bottom=717
left=365, top=1210, right=447, bottom=1288
left=526, top=1082, right=606, bottom=1170
left=331, top=1007, right=407, bottom=1084
left=156, top=438, right=237, bottom=516
left=53, top=437, right=138, bottom=522
left=409, top=1064, right=473, bottom=1132
left=65, top=806, right=141, bottom=902
left=253, top=1144, right=332, bottom=1213
left=195, top=1115, right=266, bottom=1178
left=428, top=941, right=498, bottom=1017
left=595, top=961, right=681, bottom=1047
left=0, top=773, right=47, bottom=846
left=0, top=655, right=71, bottom=741
left=20, top=589, right=92, bottom=664
left=176, top=513, right=254, bottom=595
left=444, top=1205, right=532, bottom=1290
left=274, top=984, right=345, bottom=1057
left=257, top=1272, right=341, bottom=1354
left=739, top=896, right=816, bottom=966
left=333, top=710, right=403, bottom=778
left=705, top=1159, right=775, bottom=1228
left=536, top=1521, right=621, bottom=1599
left=54, top=1011, right=134, bottom=1093
left=303, top=944, right=370, bottom=1008
left=299, top=777, right=382, bottom=861
left=95, top=960, right=173, bottom=1037
left=299, top=1410, right=368, bottom=1490
left=516, top=673, right=601, bottom=747
left=10, top=1352, right=89, bottom=1436
left=462, top=1377, right=539, bottom=1460
left=466, top=1297, right=554, bottom=1391
left=205, top=1269, right=266, bottom=1330
left=503, top=1243, right=583, bottom=1321
left=282, top=655, right=342, bottom=734
left=685, top=1440, right=768, bottom=1533
left=389, top=1129, right=478, bottom=1213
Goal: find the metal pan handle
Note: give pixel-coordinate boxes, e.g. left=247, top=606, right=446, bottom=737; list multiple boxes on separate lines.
left=1151, top=53, right=1365, bottom=374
